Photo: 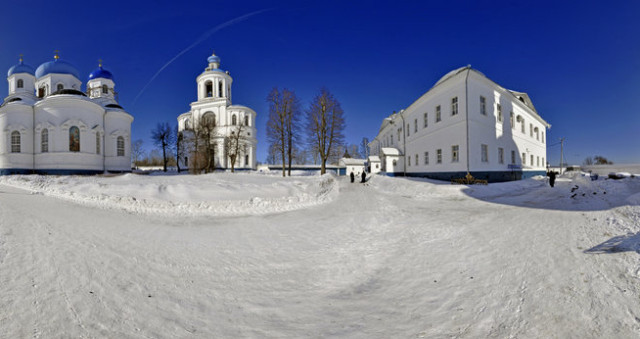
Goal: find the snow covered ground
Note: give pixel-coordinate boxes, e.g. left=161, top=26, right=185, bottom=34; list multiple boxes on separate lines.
left=1, top=172, right=639, bottom=338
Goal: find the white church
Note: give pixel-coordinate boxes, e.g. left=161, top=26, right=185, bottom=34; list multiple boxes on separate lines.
left=369, top=66, right=550, bottom=182
left=177, top=52, right=257, bottom=171
left=0, top=53, right=133, bottom=175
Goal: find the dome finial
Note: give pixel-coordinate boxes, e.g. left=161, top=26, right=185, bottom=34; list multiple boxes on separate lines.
left=18, top=54, right=23, bottom=63
left=54, top=50, right=60, bottom=60
left=98, top=58, right=103, bottom=67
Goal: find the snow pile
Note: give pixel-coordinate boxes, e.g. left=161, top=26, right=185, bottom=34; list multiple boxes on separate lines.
left=0, top=172, right=339, bottom=217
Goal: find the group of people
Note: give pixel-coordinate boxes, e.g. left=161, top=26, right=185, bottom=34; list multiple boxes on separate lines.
left=350, top=171, right=366, bottom=183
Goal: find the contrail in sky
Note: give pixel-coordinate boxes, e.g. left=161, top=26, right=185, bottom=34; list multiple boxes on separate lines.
left=132, top=8, right=272, bottom=106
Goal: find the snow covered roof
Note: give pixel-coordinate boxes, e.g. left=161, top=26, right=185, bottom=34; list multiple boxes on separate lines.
left=381, top=147, right=401, bottom=156
left=339, top=158, right=366, bottom=166
left=368, top=156, right=381, bottom=162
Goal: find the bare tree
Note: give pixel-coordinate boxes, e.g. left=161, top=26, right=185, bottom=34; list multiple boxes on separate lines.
left=131, top=139, right=144, bottom=170
left=151, top=122, right=175, bottom=172
left=305, top=88, right=345, bottom=174
left=266, top=88, right=300, bottom=177
left=224, top=122, right=249, bottom=172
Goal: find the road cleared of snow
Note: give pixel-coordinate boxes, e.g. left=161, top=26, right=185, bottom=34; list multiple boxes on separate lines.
left=1, top=172, right=639, bottom=338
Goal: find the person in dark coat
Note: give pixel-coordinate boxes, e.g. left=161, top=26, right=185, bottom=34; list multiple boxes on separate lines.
left=548, top=170, right=556, bottom=187
left=350, top=171, right=355, bottom=183
left=361, top=171, right=366, bottom=183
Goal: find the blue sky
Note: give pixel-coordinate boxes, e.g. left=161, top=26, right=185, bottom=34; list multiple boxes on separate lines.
left=2, top=0, right=639, bottom=165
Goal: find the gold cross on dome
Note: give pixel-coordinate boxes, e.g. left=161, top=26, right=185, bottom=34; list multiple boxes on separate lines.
left=98, top=58, right=103, bottom=67
left=54, top=50, right=60, bottom=60
left=19, top=54, right=23, bottom=63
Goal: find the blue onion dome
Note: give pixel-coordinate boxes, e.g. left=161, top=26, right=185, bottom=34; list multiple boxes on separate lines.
left=207, top=53, right=221, bottom=66
left=35, top=52, right=80, bottom=79
left=88, top=61, right=113, bottom=81
left=7, top=56, right=35, bottom=77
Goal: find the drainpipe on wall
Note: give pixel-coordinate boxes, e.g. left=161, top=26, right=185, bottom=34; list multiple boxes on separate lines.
left=32, top=106, right=35, bottom=174
left=464, top=66, right=471, bottom=174
left=400, top=110, right=406, bottom=177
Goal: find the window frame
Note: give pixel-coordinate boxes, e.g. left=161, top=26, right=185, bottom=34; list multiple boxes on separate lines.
left=452, top=145, right=459, bottom=163
left=41, top=128, right=49, bottom=153
left=117, top=136, right=125, bottom=157
left=10, top=131, right=20, bottom=153
left=451, top=97, right=458, bottom=116
left=481, top=144, right=488, bottom=163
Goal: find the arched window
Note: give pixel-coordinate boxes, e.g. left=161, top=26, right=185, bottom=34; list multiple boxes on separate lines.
left=11, top=131, right=20, bottom=153
left=184, top=119, right=190, bottom=130
left=202, top=112, right=216, bottom=127
left=17, top=79, right=23, bottom=88
left=117, top=136, right=125, bottom=156
left=69, top=126, right=80, bottom=152
left=232, top=115, right=237, bottom=125
left=245, top=154, right=249, bottom=166
left=57, top=84, right=63, bottom=92
left=244, top=115, right=249, bottom=126
left=38, top=87, right=45, bottom=98
left=510, top=112, right=514, bottom=129
left=102, top=85, right=108, bottom=94
left=96, top=133, right=101, bottom=154
left=205, top=81, right=213, bottom=97
left=41, top=129, right=48, bottom=153
left=218, top=81, right=223, bottom=97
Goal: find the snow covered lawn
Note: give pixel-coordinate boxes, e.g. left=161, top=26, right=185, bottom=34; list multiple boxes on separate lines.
left=1, top=172, right=639, bottom=338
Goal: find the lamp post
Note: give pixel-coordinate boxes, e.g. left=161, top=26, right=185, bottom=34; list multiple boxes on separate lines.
left=384, top=110, right=406, bottom=177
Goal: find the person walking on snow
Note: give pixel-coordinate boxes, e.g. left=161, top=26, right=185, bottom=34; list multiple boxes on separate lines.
left=548, top=170, right=556, bottom=187
left=350, top=171, right=355, bottom=183
left=361, top=171, right=366, bottom=183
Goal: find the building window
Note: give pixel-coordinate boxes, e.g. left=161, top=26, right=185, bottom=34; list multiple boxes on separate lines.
left=408, top=155, right=411, bottom=166
left=202, top=112, right=216, bottom=127
left=497, top=104, right=502, bottom=122
left=542, top=157, right=545, bottom=167
left=69, top=126, right=80, bottom=152
left=96, top=133, right=101, bottom=154
left=57, top=84, right=63, bottom=91
left=205, top=81, right=213, bottom=97
left=390, top=135, right=393, bottom=145
left=437, top=149, right=442, bottom=164
left=452, top=145, right=459, bottom=162
left=406, top=123, right=410, bottom=136
left=218, top=81, right=223, bottom=97
left=436, top=105, right=441, bottom=122
left=38, top=87, right=45, bottom=97
left=531, top=155, right=534, bottom=166
left=423, top=113, right=428, bottom=128
left=480, top=96, right=486, bottom=115
left=232, top=115, right=237, bottom=125
left=17, top=79, right=23, bottom=88
left=41, top=129, right=48, bottom=153
left=522, top=153, right=526, bottom=165
left=414, top=119, right=417, bottom=133
left=521, top=117, right=525, bottom=133
left=102, top=85, right=108, bottom=94
left=510, top=112, right=514, bottom=129
left=451, top=97, right=458, bottom=116
left=185, top=119, right=191, bottom=129
left=511, top=150, right=516, bottom=164
left=415, top=154, right=418, bottom=166
left=535, top=127, right=539, bottom=140
left=530, top=123, right=533, bottom=137
left=245, top=116, right=249, bottom=126
left=481, top=144, right=488, bottom=163
left=245, top=154, right=249, bottom=166
left=117, top=136, right=125, bottom=156
left=498, top=147, right=504, bottom=164
left=424, top=151, right=429, bottom=165
left=397, top=128, right=401, bottom=141
left=11, top=131, right=20, bottom=153
left=537, top=156, right=540, bottom=167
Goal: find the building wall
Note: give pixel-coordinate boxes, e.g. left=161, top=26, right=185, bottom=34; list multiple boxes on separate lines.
left=370, top=67, right=549, bottom=182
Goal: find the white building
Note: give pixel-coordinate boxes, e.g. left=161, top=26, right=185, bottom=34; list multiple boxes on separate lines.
left=0, top=54, right=133, bottom=175
left=177, top=53, right=257, bottom=170
left=339, top=157, right=367, bottom=177
left=369, top=66, right=550, bottom=182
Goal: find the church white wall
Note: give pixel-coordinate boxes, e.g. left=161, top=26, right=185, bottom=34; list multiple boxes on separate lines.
left=8, top=74, right=35, bottom=95
left=0, top=103, right=34, bottom=170
left=104, top=110, right=133, bottom=171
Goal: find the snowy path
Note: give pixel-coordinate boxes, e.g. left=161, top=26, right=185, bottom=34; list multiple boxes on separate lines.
left=1, top=175, right=639, bottom=338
